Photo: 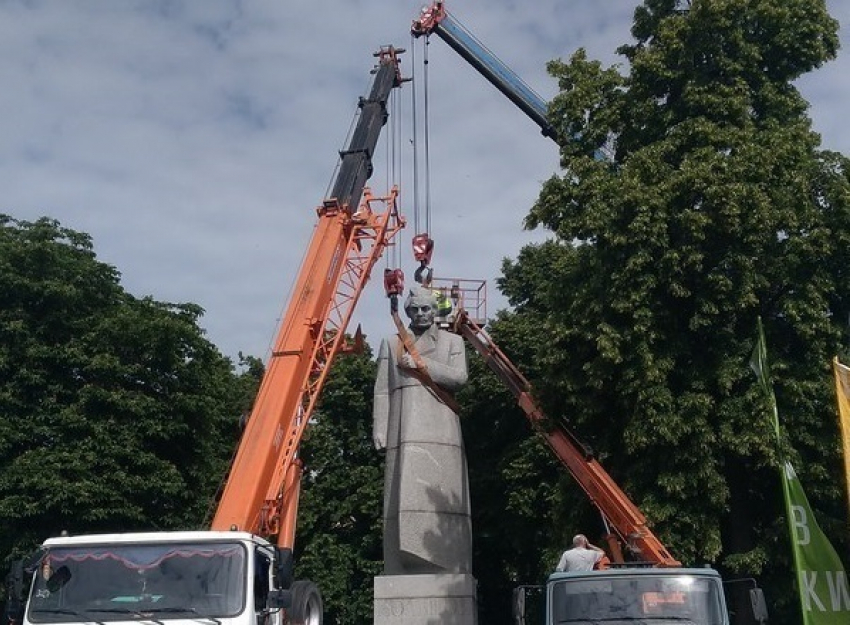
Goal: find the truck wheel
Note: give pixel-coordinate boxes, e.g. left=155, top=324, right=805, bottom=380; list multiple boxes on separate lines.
left=288, top=580, right=322, bottom=625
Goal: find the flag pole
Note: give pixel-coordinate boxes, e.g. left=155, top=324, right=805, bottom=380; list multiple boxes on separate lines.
left=831, top=356, right=850, bottom=522
left=750, top=319, right=807, bottom=622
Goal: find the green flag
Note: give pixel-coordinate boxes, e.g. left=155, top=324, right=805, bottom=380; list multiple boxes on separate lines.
left=783, top=461, right=850, bottom=622
left=750, top=318, right=850, bottom=623
left=749, top=317, right=779, bottom=440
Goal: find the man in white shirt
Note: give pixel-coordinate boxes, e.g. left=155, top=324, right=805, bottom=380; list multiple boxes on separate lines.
left=556, top=534, right=605, bottom=572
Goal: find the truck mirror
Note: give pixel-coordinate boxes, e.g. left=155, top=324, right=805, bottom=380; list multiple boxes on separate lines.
left=749, top=588, right=768, bottom=623
left=6, top=560, right=24, bottom=599
left=267, top=589, right=292, bottom=610
left=511, top=587, right=526, bottom=625
left=275, top=548, right=294, bottom=590
left=46, top=566, right=71, bottom=593
left=3, top=597, right=24, bottom=625
left=4, top=561, right=26, bottom=624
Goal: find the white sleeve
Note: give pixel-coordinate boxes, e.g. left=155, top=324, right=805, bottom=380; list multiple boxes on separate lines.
left=555, top=552, right=568, bottom=572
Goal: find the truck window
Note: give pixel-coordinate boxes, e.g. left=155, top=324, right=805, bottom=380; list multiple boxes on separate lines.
left=550, top=575, right=724, bottom=624
left=27, top=542, right=247, bottom=622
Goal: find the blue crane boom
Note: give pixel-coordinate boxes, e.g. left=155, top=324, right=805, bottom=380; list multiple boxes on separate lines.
left=412, top=1, right=555, bottom=142
left=412, top=1, right=613, bottom=162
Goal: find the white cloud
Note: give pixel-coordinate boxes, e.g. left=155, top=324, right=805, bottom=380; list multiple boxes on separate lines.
left=2, top=0, right=848, bottom=361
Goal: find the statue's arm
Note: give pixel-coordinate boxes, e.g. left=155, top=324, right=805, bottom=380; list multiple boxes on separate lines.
left=421, top=334, right=468, bottom=391
left=372, top=338, right=391, bottom=450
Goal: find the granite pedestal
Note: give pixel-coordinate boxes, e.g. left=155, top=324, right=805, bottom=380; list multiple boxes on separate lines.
left=374, top=573, right=478, bottom=625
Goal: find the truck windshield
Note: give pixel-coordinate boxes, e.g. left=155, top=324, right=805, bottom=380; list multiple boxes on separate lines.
left=27, top=542, right=246, bottom=622
left=550, top=574, right=724, bottom=624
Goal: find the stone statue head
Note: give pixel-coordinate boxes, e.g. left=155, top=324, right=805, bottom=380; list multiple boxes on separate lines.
left=404, top=286, right=437, bottom=334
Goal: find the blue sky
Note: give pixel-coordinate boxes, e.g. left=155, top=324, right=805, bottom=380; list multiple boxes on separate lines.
left=2, top=0, right=848, bottom=361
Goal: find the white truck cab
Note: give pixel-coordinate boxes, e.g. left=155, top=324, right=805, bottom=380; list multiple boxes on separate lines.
left=14, top=532, right=317, bottom=625
left=514, top=567, right=768, bottom=625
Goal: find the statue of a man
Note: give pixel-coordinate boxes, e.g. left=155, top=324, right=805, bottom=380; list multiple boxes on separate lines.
left=373, top=286, right=471, bottom=574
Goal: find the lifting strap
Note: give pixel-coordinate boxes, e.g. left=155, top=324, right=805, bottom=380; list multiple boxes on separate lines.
left=391, top=309, right=461, bottom=414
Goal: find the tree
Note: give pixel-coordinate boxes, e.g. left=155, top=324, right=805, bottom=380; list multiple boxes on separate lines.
left=490, top=0, right=848, bottom=621
left=0, top=215, right=247, bottom=570
left=293, top=348, right=383, bottom=624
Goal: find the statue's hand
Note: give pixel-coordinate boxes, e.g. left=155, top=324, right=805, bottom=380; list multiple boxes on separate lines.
left=400, top=353, right=416, bottom=369
left=373, top=433, right=387, bottom=451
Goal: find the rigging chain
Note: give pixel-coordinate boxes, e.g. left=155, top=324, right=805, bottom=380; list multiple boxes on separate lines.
left=408, top=33, right=435, bottom=286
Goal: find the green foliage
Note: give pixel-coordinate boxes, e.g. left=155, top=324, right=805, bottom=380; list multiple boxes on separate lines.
left=294, top=349, right=383, bottom=624
left=3, top=5, right=849, bottom=625
left=481, top=1, right=850, bottom=623
left=0, top=215, right=246, bottom=569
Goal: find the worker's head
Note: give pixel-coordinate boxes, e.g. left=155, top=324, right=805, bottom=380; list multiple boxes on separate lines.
left=573, top=534, right=588, bottom=548
left=433, top=288, right=453, bottom=317
left=404, top=286, right=437, bottom=333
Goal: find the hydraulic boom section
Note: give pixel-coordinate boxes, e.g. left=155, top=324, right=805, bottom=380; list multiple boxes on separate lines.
left=331, top=48, right=406, bottom=209
left=412, top=1, right=555, bottom=142
left=413, top=1, right=615, bottom=162
left=211, top=46, right=407, bottom=548
left=452, top=310, right=680, bottom=567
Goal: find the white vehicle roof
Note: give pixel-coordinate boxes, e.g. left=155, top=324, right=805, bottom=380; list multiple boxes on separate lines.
left=548, top=567, right=723, bottom=582
left=41, top=530, right=266, bottom=547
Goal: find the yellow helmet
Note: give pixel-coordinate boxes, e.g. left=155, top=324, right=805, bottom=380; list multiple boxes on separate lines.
left=433, top=289, right=453, bottom=316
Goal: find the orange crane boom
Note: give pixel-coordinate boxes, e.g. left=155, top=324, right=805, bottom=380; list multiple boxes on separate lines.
left=211, top=47, right=407, bottom=548
left=451, top=309, right=680, bottom=567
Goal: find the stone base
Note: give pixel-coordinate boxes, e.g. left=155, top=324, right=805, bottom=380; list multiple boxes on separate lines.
left=374, top=573, right=478, bottom=625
